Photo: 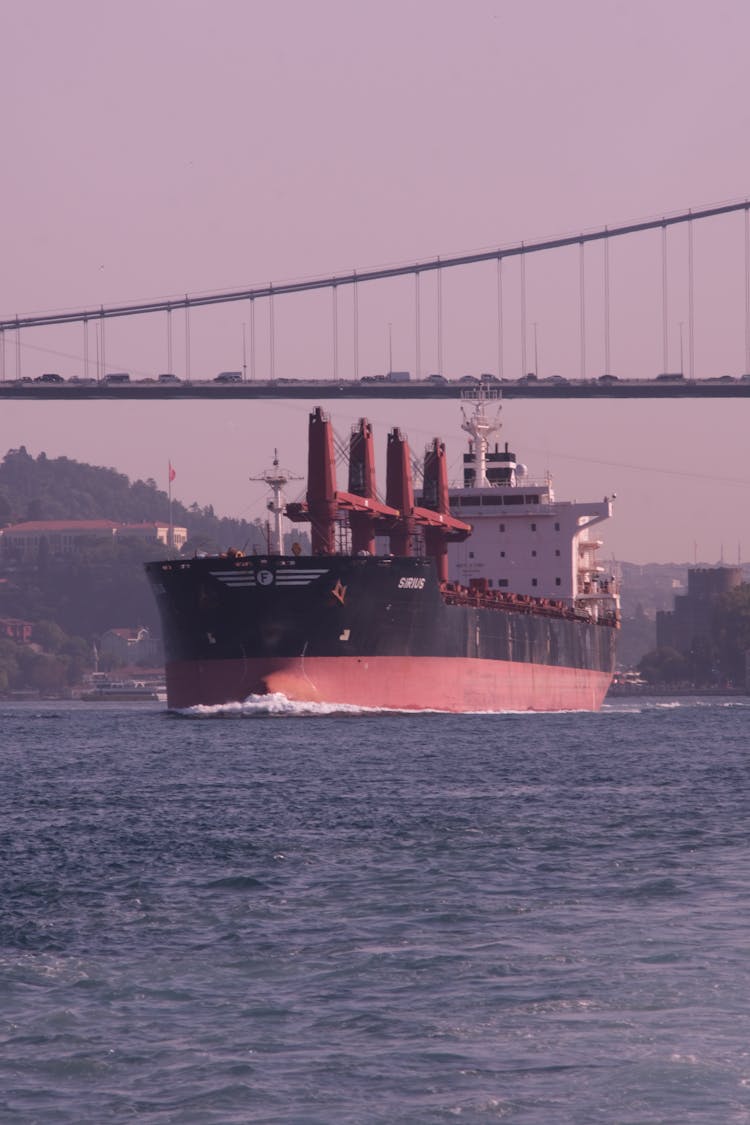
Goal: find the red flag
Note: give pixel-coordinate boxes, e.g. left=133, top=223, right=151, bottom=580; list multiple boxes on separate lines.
left=169, top=462, right=176, bottom=483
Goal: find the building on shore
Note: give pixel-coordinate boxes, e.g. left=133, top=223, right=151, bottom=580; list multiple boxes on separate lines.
left=656, top=567, right=743, bottom=653
left=99, top=626, right=162, bottom=666
left=0, top=520, right=187, bottom=559
left=0, top=617, right=33, bottom=643
left=655, top=566, right=749, bottom=688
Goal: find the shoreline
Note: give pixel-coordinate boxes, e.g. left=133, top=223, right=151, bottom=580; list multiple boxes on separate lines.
left=607, top=684, right=746, bottom=698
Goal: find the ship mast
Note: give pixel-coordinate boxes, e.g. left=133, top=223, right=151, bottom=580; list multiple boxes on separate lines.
left=249, top=451, right=301, bottom=554
left=460, top=391, right=502, bottom=487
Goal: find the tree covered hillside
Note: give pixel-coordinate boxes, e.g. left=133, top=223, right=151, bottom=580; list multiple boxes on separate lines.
left=0, top=445, right=272, bottom=552
left=0, top=447, right=309, bottom=685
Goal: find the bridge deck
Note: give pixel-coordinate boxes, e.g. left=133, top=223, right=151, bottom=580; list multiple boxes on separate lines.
left=2, top=379, right=750, bottom=400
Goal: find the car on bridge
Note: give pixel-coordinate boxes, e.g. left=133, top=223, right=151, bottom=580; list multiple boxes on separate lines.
left=34, top=372, right=64, bottom=383
left=214, top=371, right=242, bottom=383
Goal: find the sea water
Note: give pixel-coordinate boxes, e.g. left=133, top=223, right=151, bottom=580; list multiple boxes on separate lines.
left=2, top=696, right=750, bottom=1124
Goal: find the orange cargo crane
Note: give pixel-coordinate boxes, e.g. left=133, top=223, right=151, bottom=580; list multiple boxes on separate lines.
left=286, top=407, right=399, bottom=554
left=286, top=407, right=470, bottom=579
left=384, top=427, right=470, bottom=580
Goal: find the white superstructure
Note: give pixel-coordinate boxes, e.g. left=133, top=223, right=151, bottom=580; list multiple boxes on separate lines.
left=444, top=393, right=618, bottom=620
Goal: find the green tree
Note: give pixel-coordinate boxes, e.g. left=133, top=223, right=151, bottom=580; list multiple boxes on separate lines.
left=26, top=652, right=67, bottom=693
left=638, top=646, right=689, bottom=685
left=0, top=447, right=273, bottom=655
left=712, top=584, right=750, bottom=686
left=0, top=638, right=20, bottom=691
left=31, top=620, right=66, bottom=653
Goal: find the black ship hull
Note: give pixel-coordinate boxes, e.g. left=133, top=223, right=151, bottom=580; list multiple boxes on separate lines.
left=146, top=554, right=617, bottom=711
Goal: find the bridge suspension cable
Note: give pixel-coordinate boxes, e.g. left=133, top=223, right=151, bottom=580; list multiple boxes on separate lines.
left=2, top=200, right=749, bottom=333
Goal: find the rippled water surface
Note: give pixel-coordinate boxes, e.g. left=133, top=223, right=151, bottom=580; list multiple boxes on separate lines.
left=2, top=696, right=750, bottom=1123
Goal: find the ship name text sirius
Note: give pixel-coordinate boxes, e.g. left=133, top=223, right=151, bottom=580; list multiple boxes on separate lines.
left=146, top=394, right=619, bottom=711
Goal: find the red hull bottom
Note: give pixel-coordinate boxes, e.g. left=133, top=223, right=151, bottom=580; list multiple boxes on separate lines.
left=166, top=656, right=613, bottom=712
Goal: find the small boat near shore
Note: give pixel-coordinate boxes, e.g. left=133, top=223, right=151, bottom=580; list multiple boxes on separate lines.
left=79, top=675, right=167, bottom=702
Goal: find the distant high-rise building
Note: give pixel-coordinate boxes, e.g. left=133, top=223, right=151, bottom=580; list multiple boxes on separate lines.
left=657, top=566, right=742, bottom=654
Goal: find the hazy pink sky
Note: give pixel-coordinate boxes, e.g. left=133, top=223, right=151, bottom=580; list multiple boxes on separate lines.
left=3, top=0, right=750, bottom=564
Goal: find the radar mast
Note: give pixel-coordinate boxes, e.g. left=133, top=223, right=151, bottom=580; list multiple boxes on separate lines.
left=249, top=450, right=302, bottom=554
left=460, top=390, right=502, bottom=488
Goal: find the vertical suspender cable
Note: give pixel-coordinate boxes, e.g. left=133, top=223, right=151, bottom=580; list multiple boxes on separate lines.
left=604, top=232, right=611, bottom=375
left=269, top=285, right=275, bottom=381
left=579, top=241, right=586, bottom=380
left=415, top=271, right=421, bottom=381
left=250, top=297, right=256, bottom=381
left=437, top=258, right=443, bottom=375
left=83, top=319, right=88, bottom=381
left=353, top=273, right=359, bottom=381
left=520, top=247, right=527, bottom=376
left=184, top=300, right=191, bottom=382
left=0, top=330, right=4, bottom=382
left=167, top=306, right=173, bottom=374
left=744, top=207, right=750, bottom=373
left=332, top=283, right=338, bottom=382
left=661, top=224, right=669, bottom=372
left=100, top=307, right=106, bottom=378
left=496, top=257, right=504, bottom=379
left=688, top=214, right=695, bottom=380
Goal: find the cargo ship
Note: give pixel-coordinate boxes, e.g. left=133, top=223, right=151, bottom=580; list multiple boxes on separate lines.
left=145, top=395, right=619, bottom=711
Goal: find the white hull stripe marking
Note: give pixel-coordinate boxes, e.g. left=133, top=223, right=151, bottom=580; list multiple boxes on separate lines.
left=209, top=569, right=330, bottom=587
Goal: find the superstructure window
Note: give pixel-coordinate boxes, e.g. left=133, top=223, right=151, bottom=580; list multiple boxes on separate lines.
left=525, top=495, right=540, bottom=504
left=555, top=522, right=560, bottom=531
left=504, top=495, right=524, bottom=506
left=531, top=523, right=537, bottom=531
left=531, top=550, right=537, bottom=557
left=499, top=523, right=505, bottom=532
left=555, top=549, right=561, bottom=557
left=497, top=579, right=509, bottom=587
left=531, top=578, right=538, bottom=587
left=555, top=577, right=561, bottom=586
left=500, top=551, right=505, bottom=558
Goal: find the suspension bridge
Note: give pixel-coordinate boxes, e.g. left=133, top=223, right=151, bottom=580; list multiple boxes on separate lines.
left=3, top=198, right=750, bottom=398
